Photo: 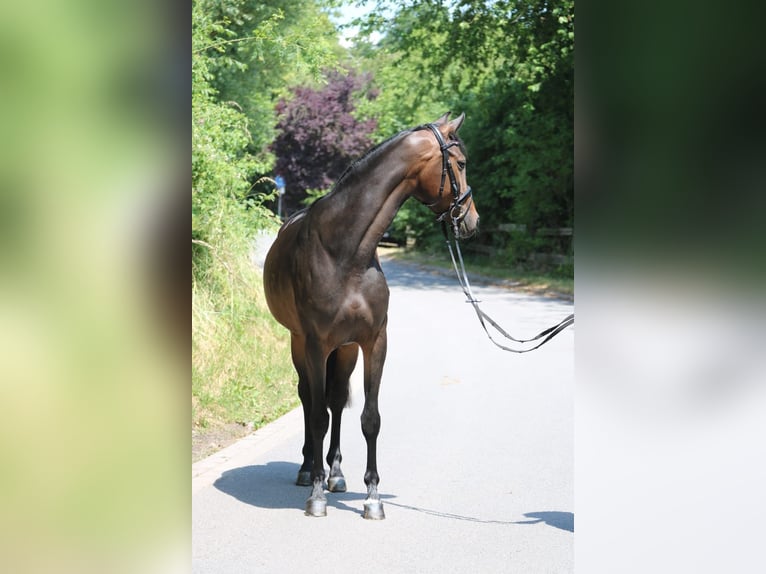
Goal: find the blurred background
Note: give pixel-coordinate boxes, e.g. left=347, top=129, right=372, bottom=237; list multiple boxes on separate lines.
left=577, top=1, right=765, bottom=571
left=0, top=1, right=188, bottom=572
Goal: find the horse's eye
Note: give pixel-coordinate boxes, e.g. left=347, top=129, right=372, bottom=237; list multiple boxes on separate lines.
left=457, top=161, right=466, bottom=171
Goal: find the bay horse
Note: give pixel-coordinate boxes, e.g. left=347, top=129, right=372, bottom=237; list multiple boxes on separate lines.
left=263, top=112, right=479, bottom=519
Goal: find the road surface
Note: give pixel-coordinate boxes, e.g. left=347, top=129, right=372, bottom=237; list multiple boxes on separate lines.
left=193, top=257, right=574, bottom=573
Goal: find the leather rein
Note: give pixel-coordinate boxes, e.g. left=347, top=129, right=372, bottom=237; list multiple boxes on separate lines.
left=424, top=123, right=574, bottom=353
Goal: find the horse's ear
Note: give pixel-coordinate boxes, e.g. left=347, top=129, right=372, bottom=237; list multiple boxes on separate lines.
left=433, top=112, right=451, bottom=126
left=448, top=112, right=465, bottom=133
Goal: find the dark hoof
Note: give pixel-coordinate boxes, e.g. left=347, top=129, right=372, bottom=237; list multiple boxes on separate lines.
left=363, top=500, right=385, bottom=520
left=305, top=497, right=327, bottom=517
left=327, top=476, right=347, bottom=493
left=296, top=470, right=312, bottom=486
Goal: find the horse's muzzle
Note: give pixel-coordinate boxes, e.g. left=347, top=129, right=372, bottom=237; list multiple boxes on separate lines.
left=457, top=211, right=479, bottom=239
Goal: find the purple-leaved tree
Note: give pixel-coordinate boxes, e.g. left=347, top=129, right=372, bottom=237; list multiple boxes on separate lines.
left=271, top=69, right=378, bottom=216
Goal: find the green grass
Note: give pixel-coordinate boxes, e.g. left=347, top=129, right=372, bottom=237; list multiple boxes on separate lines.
left=192, top=227, right=298, bottom=437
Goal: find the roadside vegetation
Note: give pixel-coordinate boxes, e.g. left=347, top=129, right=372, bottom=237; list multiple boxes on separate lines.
left=191, top=0, right=327, bottom=457
left=192, top=224, right=298, bottom=460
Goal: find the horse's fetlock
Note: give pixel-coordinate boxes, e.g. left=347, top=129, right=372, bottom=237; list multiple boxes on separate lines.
left=364, top=470, right=380, bottom=487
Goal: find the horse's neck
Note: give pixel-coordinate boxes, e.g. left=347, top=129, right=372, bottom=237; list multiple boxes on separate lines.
left=310, top=158, right=412, bottom=267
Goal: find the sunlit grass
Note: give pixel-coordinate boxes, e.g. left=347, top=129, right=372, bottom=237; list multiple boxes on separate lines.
left=192, top=225, right=298, bottom=439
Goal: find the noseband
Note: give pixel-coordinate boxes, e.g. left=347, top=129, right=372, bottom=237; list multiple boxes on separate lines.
left=424, top=123, right=473, bottom=236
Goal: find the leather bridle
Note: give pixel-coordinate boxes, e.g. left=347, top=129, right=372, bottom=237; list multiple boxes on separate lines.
left=423, top=123, right=474, bottom=237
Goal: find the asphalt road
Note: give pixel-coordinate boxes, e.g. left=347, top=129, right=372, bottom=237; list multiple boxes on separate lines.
left=192, top=256, right=574, bottom=573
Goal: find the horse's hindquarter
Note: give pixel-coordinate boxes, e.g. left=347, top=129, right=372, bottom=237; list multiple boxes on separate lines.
left=262, top=219, right=303, bottom=334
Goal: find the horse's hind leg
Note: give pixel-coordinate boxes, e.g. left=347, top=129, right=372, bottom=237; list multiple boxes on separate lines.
left=304, top=338, right=331, bottom=517
left=325, top=344, right=359, bottom=493
left=360, top=328, right=387, bottom=520
left=291, top=335, right=312, bottom=487
left=296, top=378, right=313, bottom=487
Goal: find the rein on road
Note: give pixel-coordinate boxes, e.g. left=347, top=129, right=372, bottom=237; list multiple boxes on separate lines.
left=443, top=225, right=574, bottom=353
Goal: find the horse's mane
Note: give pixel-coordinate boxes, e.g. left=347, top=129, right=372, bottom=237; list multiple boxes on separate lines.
left=332, top=129, right=412, bottom=191
left=331, top=123, right=467, bottom=193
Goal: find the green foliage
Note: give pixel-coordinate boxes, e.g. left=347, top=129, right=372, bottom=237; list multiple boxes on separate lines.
left=199, top=0, right=344, bottom=162
left=192, top=0, right=345, bottom=248
left=192, top=0, right=271, bottom=246
left=192, top=230, right=298, bottom=432
left=303, top=188, right=330, bottom=206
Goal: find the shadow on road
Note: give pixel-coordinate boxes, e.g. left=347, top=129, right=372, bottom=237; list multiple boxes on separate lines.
left=514, top=511, right=574, bottom=532
left=213, top=463, right=572, bottom=531
left=213, top=462, right=395, bottom=518
left=385, top=501, right=573, bottom=532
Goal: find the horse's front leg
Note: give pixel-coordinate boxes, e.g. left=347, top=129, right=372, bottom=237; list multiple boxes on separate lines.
left=360, top=327, right=387, bottom=520
left=304, top=339, right=330, bottom=517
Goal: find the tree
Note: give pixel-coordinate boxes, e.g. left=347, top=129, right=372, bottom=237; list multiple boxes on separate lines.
left=271, top=68, right=379, bottom=215
left=198, top=0, right=343, bottom=169
left=192, top=0, right=346, bottom=249
left=193, top=0, right=265, bottom=247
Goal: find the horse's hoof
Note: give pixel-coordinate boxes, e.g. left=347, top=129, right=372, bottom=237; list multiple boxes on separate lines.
left=296, top=470, right=312, bottom=486
left=363, top=500, right=385, bottom=520
left=327, top=476, right=347, bottom=493
left=305, top=498, right=327, bottom=517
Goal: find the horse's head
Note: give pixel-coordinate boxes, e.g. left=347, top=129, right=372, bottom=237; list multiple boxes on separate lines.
left=410, top=112, right=480, bottom=239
